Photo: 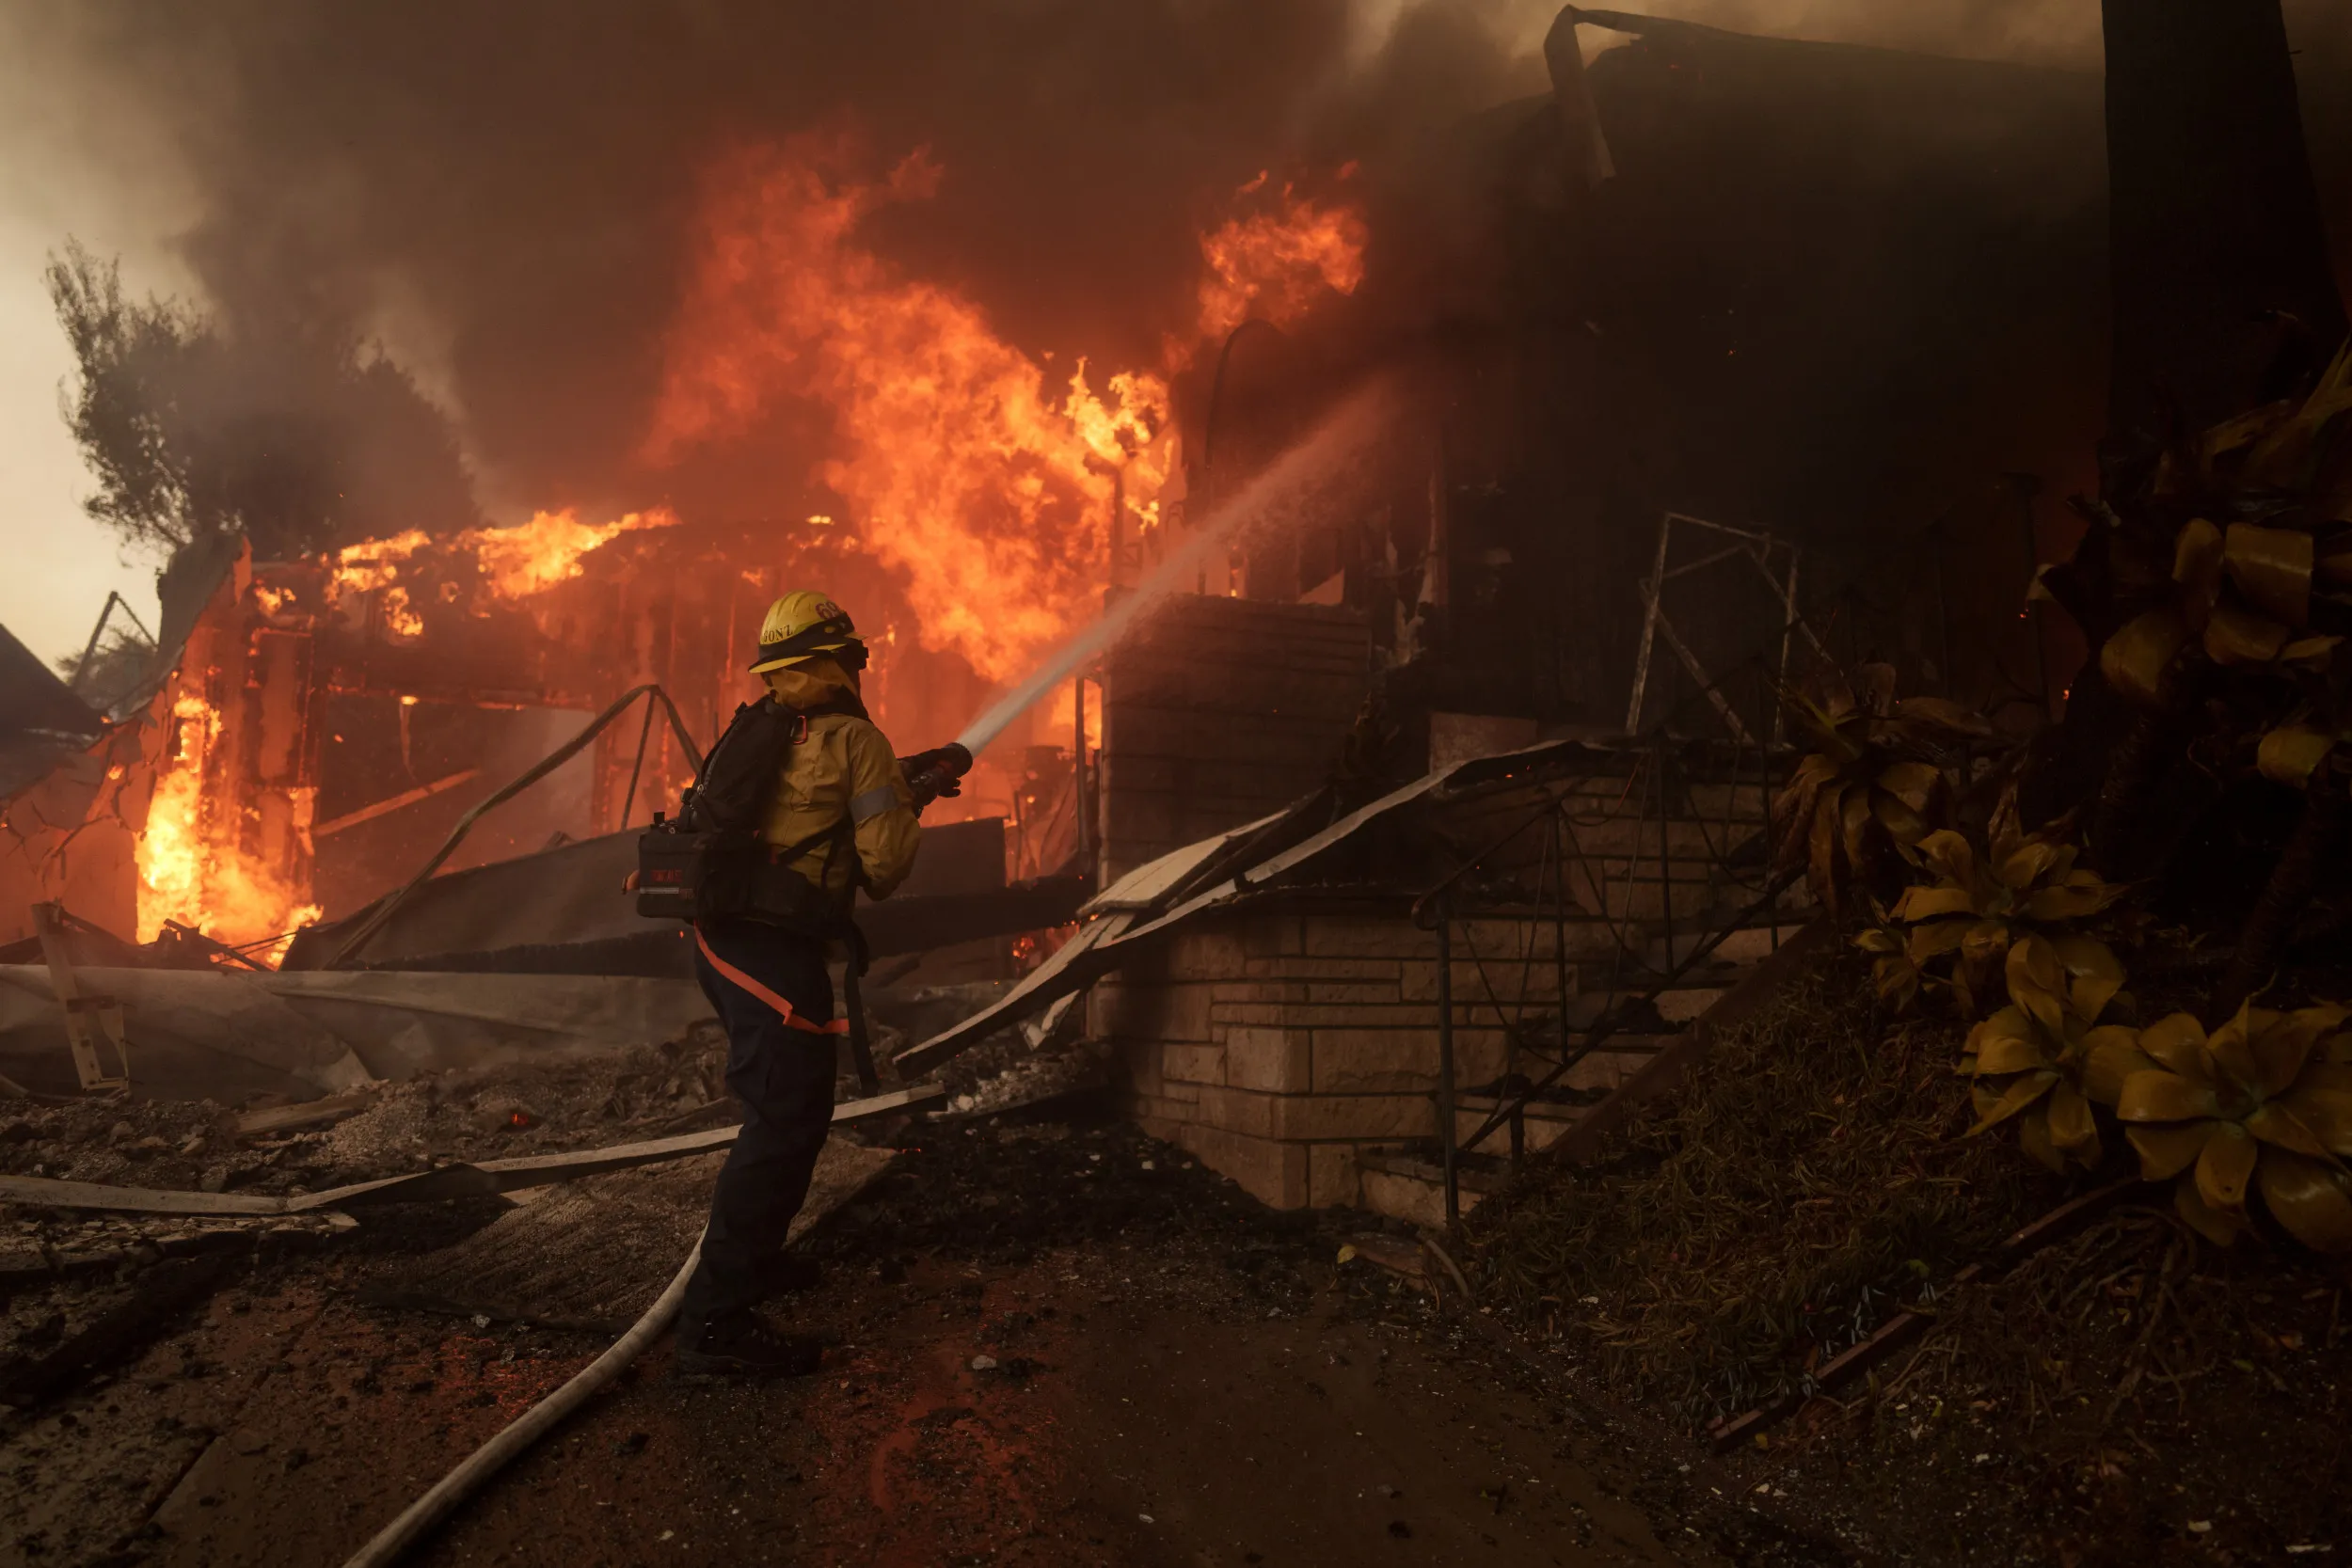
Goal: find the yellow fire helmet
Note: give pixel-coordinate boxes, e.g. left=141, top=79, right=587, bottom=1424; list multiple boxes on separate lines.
left=749, top=589, right=868, bottom=674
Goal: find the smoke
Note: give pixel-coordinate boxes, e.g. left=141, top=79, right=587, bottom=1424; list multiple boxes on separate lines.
left=17, top=1, right=2345, bottom=570
left=10, top=2, right=2115, bottom=510
left=8, top=4, right=1525, bottom=517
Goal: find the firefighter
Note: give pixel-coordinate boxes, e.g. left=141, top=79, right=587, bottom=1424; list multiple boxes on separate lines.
left=674, top=590, right=923, bottom=1377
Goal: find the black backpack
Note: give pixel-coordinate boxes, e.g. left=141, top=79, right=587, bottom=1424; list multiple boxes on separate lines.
left=636, top=695, right=861, bottom=930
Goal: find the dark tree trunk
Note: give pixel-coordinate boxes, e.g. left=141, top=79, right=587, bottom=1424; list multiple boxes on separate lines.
left=2105, top=0, right=2346, bottom=442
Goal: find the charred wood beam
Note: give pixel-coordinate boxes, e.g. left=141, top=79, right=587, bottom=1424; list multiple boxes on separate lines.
left=312, top=768, right=483, bottom=838
left=1564, top=7, right=1753, bottom=47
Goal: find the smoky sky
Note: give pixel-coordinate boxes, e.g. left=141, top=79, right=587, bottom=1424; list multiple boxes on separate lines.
left=18, top=0, right=2347, bottom=526
left=17, top=2, right=1567, bottom=520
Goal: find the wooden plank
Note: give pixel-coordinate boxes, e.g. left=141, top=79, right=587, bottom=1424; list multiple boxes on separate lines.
left=0, top=1085, right=944, bottom=1217
left=238, top=1090, right=378, bottom=1137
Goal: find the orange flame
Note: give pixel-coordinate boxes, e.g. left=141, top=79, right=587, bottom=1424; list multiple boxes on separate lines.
left=136, top=693, right=322, bottom=956
left=326, top=509, right=679, bottom=612
left=473, top=508, right=680, bottom=598
left=1194, top=173, right=1368, bottom=346
left=331, top=529, right=431, bottom=595
left=380, top=586, right=425, bottom=639
left=641, top=139, right=1170, bottom=685
left=640, top=144, right=1363, bottom=689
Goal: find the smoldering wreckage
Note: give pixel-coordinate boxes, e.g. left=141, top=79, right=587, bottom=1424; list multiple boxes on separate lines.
left=8, top=4, right=2352, bottom=1563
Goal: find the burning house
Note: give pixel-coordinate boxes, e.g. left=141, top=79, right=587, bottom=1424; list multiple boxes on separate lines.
left=0, top=8, right=2168, bottom=1190
left=977, top=12, right=2122, bottom=1215
left=5, top=4, right=2342, bottom=1201
left=12, top=4, right=2352, bottom=1560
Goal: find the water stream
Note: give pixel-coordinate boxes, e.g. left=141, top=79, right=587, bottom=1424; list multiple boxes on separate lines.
left=953, top=378, right=1397, bottom=755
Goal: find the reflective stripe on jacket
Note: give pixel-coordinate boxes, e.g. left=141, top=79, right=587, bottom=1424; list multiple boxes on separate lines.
left=756, top=661, right=921, bottom=901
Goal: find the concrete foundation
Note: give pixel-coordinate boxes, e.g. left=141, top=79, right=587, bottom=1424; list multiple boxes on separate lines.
left=1095, top=905, right=1590, bottom=1213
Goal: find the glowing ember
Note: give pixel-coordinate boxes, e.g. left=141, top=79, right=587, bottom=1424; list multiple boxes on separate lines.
left=380, top=586, right=425, bottom=639
left=1194, top=172, right=1368, bottom=346
left=332, top=529, right=431, bottom=594
left=641, top=138, right=1170, bottom=684
left=472, top=507, right=678, bottom=598
left=326, top=509, right=679, bottom=615
left=136, top=693, right=322, bottom=957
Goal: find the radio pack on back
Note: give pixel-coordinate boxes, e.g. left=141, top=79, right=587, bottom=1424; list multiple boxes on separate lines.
left=637, top=696, right=827, bottom=927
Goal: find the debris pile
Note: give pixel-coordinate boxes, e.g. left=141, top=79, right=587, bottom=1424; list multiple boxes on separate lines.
left=307, top=1024, right=737, bottom=1183
left=0, top=1095, right=232, bottom=1191
left=931, top=993, right=1106, bottom=1120
left=936, top=1036, right=1110, bottom=1120
left=0, top=1022, right=747, bottom=1206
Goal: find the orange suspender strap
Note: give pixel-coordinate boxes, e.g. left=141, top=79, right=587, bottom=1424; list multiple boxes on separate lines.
left=693, top=927, right=850, bottom=1036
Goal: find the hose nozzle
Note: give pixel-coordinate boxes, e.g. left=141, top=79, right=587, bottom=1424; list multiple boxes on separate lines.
left=900, top=742, right=975, bottom=813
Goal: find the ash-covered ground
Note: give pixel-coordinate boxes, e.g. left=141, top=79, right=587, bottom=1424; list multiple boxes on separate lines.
left=0, top=984, right=1809, bottom=1568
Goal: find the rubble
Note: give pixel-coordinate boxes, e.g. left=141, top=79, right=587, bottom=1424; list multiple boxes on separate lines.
left=932, top=991, right=1107, bottom=1119
left=936, top=1034, right=1109, bottom=1120
left=0, top=1093, right=235, bottom=1192
left=306, top=1026, right=736, bottom=1183
left=0, top=1014, right=946, bottom=1227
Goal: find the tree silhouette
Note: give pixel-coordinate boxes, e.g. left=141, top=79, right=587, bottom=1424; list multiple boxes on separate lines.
left=44, top=240, right=481, bottom=563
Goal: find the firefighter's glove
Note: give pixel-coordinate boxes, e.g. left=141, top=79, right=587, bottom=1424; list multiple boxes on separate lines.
left=898, top=743, right=974, bottom=813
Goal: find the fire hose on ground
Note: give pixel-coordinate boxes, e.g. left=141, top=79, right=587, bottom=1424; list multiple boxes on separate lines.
left=337, top=1234, right=704, bottom=1568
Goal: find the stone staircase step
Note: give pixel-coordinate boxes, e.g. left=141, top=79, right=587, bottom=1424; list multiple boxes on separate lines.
left=1452, top=1092, right=1588, bottom=1122
left=1353, top=1145, right=1529, bottom=1224
left=1661, top=923, right=1808, bottom=969
left=1356, top=1148, right=1515, bottom=1196
left=1655, top=987, right=1730, bottom=1024
left=1452, top=1106, right=1578, bottom=1154
left=1567, top=979, right=1752, bottom=1027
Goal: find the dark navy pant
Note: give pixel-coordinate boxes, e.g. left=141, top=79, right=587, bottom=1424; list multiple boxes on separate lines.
left=678, top=917, right=838, bottom=1333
